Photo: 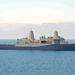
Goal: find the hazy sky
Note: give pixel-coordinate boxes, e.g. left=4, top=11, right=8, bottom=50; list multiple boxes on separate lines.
left=0, top=0, right=75, bottom=24
left=0, top=0, right=75, bottom=39
left=0, top=23, right=75, bottom=39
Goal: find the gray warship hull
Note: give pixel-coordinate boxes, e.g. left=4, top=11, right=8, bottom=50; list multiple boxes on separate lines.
left=0, top=44, right=75, bottom=50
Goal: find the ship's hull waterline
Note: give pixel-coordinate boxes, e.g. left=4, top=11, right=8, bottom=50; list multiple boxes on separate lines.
left=0, top=44, right=75, bottom=50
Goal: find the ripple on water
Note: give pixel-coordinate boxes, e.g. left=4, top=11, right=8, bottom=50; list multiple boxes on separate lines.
left=0, top=50, right=75, bottom=75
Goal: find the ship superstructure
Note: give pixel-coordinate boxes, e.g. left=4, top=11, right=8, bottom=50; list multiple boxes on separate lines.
left=15, top=29, right=68, bottom=47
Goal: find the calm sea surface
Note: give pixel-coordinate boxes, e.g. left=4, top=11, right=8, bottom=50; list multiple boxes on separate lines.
left=0, top=39, right=75, bottom=75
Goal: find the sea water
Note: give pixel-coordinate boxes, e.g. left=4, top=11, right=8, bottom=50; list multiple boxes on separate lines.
left=0, top=39, right=75, bottom=75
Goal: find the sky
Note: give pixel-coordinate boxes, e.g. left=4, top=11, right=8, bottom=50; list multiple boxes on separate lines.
left=0, top=0, right=75, bottom=39
left=0, top=0, right=75, bottom=24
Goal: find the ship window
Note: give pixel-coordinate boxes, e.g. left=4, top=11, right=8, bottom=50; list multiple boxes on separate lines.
left=48, top=37, right=50, bottom=38
left=51, top=37, right=53, bottom=38
left=41, top=41, right=46, bottom=43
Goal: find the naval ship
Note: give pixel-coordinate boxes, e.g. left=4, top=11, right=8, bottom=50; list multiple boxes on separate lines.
left=0, top=29, right=75, bottom=50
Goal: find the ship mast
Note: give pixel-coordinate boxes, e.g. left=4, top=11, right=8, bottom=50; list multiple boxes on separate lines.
left=29, top=28, right=35, bottom=41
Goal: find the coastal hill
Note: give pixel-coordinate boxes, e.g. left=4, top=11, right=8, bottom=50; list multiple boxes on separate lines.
left=0, top=22, right=75, bottom=39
